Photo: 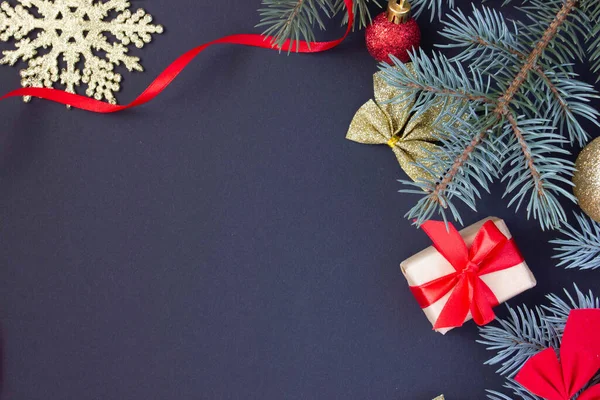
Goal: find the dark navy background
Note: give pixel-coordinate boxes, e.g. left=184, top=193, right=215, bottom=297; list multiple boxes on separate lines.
left=0, top=1, right=598, bottom=399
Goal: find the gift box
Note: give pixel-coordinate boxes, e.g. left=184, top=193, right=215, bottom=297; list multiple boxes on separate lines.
left=400, top=217, right=536, bottom=334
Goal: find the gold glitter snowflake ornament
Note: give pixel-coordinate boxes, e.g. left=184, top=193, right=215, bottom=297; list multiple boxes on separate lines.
left=0, top=0, right=163, bottom=104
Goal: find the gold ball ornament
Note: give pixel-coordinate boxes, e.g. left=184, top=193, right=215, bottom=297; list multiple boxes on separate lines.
left=573, top=137, right=600, bottom=222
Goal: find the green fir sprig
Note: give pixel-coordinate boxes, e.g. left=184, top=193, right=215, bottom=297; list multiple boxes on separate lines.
left=411, top=0, right=455, bottom=21
left=379, top=0, right=600, bottom=230
left=551, top=213, right=600, bottom=270
left=585, top=1, right=600, bottom=78
left=254, top=0, right=600, bottom=82
left=255, top=0, right=462, bottom=51
left=256, top=0, right=381, bottom=51
left=480, top=286, right=600, bottom=400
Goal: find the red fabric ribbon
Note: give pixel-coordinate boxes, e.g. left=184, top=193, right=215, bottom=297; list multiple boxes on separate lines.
left=0, top=1, right=354, bottom=112
left=515, top=309, right=600, bottom=400
left=410, top=220, right=524, bottom=330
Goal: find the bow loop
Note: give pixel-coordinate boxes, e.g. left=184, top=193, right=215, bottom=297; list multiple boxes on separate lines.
left=578, top=385, right=600, bottom=400
left=469, top=220, right=509, bottom=265
left=346, top=99, right=395, bottom=145
left=516, top=309, right=600, bottom=400
left=420, top=221, right=469, bottom=270
left=346, top=66, right=442, bottom=183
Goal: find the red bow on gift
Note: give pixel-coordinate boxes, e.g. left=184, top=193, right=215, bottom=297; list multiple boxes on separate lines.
left=410, top=220, right=524, bottom=330
left=515, top=309, right=600, bottom=400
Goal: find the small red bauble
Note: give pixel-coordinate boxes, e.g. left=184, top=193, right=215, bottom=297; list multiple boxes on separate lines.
left=365, top=0, right=421, bottom=64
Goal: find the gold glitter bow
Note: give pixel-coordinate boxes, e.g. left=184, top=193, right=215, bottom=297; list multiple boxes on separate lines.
left=346, top=64, right=442, bottom=182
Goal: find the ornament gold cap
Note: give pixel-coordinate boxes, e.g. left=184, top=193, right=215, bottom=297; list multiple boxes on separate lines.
left=386, top=0, right=411, bottom=24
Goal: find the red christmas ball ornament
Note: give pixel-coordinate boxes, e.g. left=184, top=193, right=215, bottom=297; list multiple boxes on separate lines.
left=365, top=0, right=421, bottom=64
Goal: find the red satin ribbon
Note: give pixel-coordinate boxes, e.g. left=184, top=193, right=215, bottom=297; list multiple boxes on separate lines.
left=0, top=1, right=354, bottom=112
left=515, top=309, right=600, bottom=400
left=410, top=220, right=525, bottom=330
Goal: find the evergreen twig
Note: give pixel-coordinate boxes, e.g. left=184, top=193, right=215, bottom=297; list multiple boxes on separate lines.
left=256, top=0, right=381, bottom=51
left=411, top=0, right=455, bottom=21
left=551, top=213, right=600, bottom=270
left=379, top=0, right=599, bottom=229
left=480, top=286, right=600, bottom=399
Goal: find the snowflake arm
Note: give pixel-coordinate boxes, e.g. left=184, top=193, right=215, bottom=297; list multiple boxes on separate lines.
left=0, top=0, right=163, bottom=104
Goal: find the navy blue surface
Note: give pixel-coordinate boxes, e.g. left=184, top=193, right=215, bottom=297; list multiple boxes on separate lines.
left=0, top=1, right=598, bottom=399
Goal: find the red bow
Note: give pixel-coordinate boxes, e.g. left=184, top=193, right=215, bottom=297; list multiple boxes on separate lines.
left=515, top=309, right=600, bottom=400
left=410, top=220, right=524, bottom=330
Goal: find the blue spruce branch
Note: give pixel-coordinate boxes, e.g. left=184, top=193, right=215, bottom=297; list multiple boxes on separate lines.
left=380, top=0, right=599, bottom=229
left=480, top=285, right=600, bottom=399
left=256, top=0, right=381, bottom=51
left=551, top=213, right=600, bottom=270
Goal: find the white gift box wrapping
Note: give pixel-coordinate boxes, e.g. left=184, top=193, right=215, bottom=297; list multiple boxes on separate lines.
left=400, top=217, right=537, bottom=334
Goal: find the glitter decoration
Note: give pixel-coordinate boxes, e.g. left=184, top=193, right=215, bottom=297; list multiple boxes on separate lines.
left=365, top=2, right=420, bottom=64
left=0, top=0, right=163, bottom=104
left=573, top=137, right=600, bottom=222
left=433, top=396, right=445, bottom=400
left=346, top=64, right=443, bottom=183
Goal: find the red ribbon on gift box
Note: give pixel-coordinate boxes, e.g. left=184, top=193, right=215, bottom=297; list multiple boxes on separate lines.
left=515, top=309, right=600, bottom=400
left=410, top=220, right=525, bottom=330
left=0, top=1, right=354, bottom=112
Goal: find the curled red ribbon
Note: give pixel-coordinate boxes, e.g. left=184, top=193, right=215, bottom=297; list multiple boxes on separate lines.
left=0, top=1, right=354, bottom=112
left=410, top=220, right=525, bottom=330
left=515, top=309, right=600, bottom=400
